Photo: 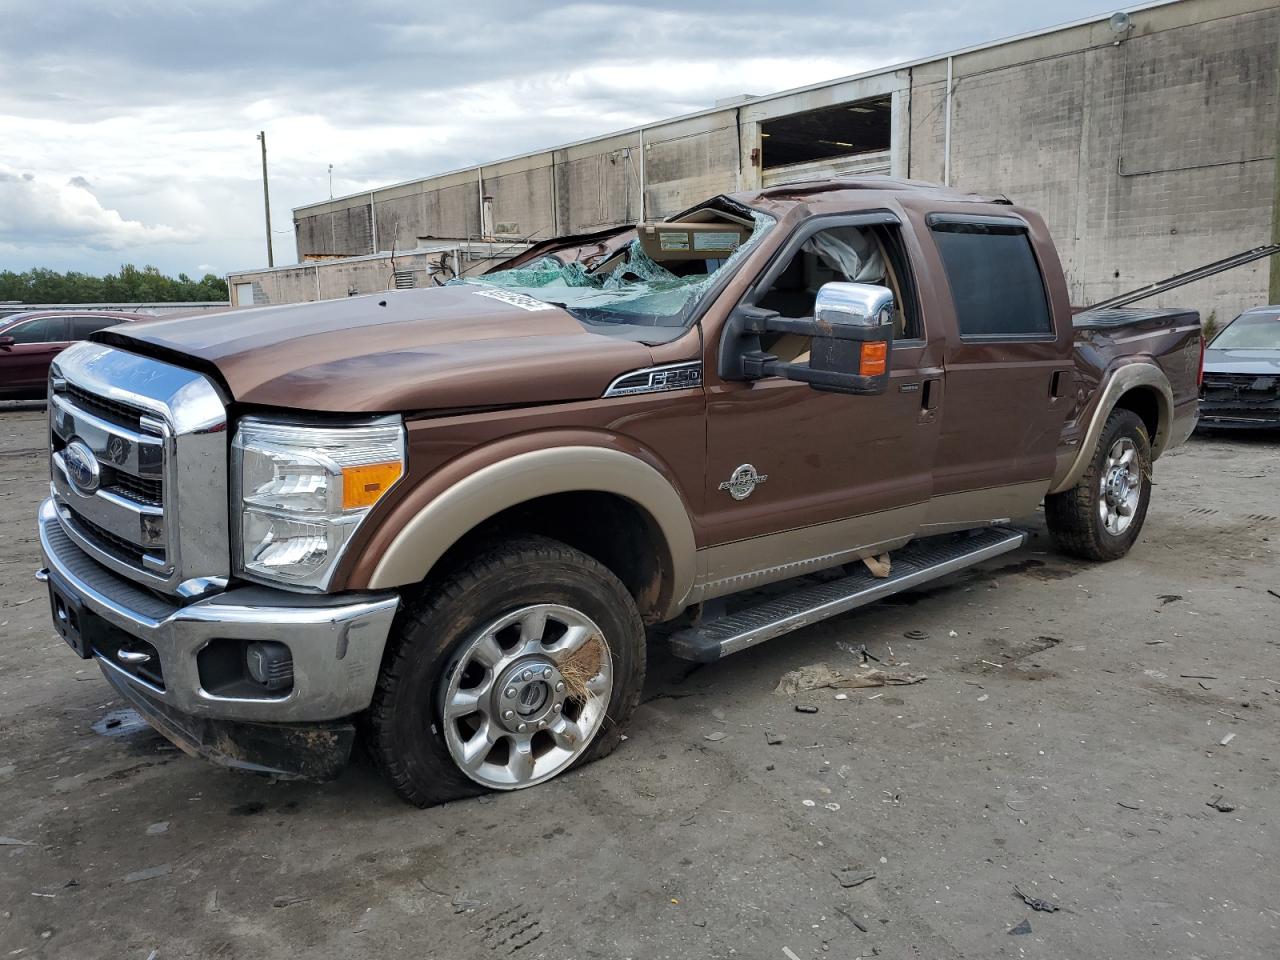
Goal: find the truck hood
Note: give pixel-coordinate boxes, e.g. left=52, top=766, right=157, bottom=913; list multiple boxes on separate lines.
left=106, top=285, right=655, bottom=412
left=1203, top=348, right=1280, bottom=375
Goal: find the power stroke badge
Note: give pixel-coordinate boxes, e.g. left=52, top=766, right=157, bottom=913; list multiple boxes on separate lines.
left=719, top=463, right=768, bottom=501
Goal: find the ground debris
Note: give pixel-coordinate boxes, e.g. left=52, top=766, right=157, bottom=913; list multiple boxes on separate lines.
left=1014, top=885, right=1059, bottom=912
left=0, top=836, right=34, bottom=846
left=1008, top=918, right=1033, bottom=935
left=764, top=731, right=785, bottom=745
left=704, top=731, right=727, bottom=742
left=862, top=554, right=891, bottom=578
left=794, top=704, right=819, bottom=714
left=123, top=864, right=171, bottom=884
left=1206, top=794, right=1236, bottom=813
left=776, top=662, right=925, bottom=696
left=836, top=906, right=870, bottom=933
left=272, top=895, right=311, bottom=908
left=833, top=866, right=876, bottom=888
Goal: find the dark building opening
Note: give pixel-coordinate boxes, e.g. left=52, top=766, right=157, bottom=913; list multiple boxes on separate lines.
left=761, top=95, right=892, bottom=169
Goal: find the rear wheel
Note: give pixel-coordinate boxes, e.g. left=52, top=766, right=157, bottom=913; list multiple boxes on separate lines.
left=1045, top=408, right=1152, bottom=561
left=366, top=536, right=645, bottom=807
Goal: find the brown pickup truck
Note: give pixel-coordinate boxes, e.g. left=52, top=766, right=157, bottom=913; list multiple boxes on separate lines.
left=36, top=177, right=1201, bottom=806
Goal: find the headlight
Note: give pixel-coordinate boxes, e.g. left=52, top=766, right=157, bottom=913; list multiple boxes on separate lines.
left=232, top=416, right=405, bottom=590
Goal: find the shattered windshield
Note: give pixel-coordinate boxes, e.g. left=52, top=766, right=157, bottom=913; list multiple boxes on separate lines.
left=456, top=210, right=775, bottom=332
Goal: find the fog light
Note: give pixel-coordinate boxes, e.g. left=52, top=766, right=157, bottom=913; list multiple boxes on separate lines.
left=246, top=641, right=294, bottom=691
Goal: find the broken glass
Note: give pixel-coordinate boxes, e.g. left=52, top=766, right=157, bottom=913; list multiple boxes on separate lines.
left=456, top=210, right=776, bottom=329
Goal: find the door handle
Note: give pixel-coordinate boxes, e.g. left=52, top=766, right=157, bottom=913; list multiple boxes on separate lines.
left=921, top=377, right=941, bottom=411
left=1050, top=370, right=1069, bottom=398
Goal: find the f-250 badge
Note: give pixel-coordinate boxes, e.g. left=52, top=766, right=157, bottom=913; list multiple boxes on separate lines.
left=719, top=463, right=768, bottom=501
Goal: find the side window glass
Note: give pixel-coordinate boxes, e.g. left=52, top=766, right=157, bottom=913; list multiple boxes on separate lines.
left=70, top=316, right=117, bottom=340
left=7, top=317, right=66, bottom=344
left=756, top=226, right=915, bottom=340
left=930, top=222, right=1053, bottom=338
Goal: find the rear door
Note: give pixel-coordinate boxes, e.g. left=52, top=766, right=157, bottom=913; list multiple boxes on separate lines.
left=922, top=215, right=1074, bottom=530
left=1, top=316, right=70, bottom=393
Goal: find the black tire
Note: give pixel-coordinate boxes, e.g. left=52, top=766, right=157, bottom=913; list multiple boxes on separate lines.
left=366, top=535, right=645, bottom=807
left=1045, top=408, right=1152, bottom=561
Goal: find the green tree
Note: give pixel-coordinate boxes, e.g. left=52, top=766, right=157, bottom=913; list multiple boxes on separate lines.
left=0, top=266, right=229, bottom=304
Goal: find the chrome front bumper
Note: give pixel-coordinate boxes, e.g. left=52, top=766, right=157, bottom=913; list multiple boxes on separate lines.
left=38, top=499, right=399, bottom=722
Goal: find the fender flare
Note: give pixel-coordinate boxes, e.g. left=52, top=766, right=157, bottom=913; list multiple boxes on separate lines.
left=367, top=445, right=697, bottom=618
left=1049, top=362, right=1173, bottom=495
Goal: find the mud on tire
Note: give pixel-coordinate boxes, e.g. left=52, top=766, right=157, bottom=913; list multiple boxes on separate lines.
left=365, top=535, right=645, bottom=807
left=1045, top=408, right=1152, bottom=562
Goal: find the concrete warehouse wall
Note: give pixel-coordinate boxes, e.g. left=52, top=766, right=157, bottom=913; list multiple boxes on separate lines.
left=907, top=0, right=1278, bottom=324
left=285, top=0, right=1277, bottom=324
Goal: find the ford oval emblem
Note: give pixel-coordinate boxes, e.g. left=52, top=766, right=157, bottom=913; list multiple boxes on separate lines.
left=64, top=440, right=101, bottom=496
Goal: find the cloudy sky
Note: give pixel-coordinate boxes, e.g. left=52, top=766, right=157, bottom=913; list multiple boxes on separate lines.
left=1, top=0, right=1095, bottom=279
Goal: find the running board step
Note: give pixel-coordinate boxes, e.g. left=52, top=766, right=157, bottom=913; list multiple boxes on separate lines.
left=669, top=527, right=1027, bottom=663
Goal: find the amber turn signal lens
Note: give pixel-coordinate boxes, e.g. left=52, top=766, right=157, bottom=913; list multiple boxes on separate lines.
left=859, top=341, right=888, bottom=378
left=342, top=461, right=403, bottom=510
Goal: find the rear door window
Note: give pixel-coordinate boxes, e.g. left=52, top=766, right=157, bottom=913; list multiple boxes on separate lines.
left=69, top=316, right=120, bottom=340
left=930, top=221, right=1053, bottom=339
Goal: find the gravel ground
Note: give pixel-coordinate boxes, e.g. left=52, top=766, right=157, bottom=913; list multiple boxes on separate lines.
left=1, top=399, right=1277, bottom=959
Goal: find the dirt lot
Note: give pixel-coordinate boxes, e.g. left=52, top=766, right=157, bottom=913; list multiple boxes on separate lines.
left=1, top=399, right=1278, bottom=960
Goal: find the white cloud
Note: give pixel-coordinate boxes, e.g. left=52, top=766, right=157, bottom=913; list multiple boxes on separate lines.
left=0, top=164, right=197, bottom=250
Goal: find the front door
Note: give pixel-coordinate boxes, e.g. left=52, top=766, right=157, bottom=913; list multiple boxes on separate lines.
left=698, top=216, right=943, bottom=597
left=2, top=316, right=70, bottom=393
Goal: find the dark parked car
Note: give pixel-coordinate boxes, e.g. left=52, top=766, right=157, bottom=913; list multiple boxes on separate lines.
left=0, top=311, right=146, bottom=399
left=1200, top=305, right=1280, bottom=429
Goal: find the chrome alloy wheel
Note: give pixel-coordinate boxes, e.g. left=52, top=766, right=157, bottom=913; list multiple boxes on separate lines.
left=439, top=604, right=613, bottom=790
left=1099, top=437, right=1141, bottom=536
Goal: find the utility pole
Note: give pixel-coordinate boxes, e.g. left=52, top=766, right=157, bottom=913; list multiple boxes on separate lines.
left=256, top=131, right=274, bottom=268
left=1271, top=62, right=1280, bottom=303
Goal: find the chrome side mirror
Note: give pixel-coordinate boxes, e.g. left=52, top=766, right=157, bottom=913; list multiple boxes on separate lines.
left=793, top=282, right=895, bottom=395
left=723, top=282, right=895, bottom=395
left=814, top=282, right=895, bottom=329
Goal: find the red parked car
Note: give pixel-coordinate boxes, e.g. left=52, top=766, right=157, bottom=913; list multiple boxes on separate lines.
left=0, top=311, right=148, bottom=399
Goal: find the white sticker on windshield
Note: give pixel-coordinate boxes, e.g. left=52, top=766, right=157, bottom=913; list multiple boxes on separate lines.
left=471, top=287, right=556, bottom=311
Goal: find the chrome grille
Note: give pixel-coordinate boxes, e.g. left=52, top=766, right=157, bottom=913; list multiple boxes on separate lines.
left=63, top=381, right=144, bottom=430
left=59, top=506, right=155, bottom=568
left=105, top=471, right=163, bottom=507
left=48, top=342, right=230, bottom=596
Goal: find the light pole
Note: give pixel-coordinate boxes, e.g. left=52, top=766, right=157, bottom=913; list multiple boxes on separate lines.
left=328, top=163, right=334, bottom=200
left=256, top=131, right=274, bottom=268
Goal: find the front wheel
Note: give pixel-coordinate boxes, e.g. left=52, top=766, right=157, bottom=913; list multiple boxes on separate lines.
left=366, top=536, right=645, bottom=807
left=1045, top=408, right=1152, bottom=561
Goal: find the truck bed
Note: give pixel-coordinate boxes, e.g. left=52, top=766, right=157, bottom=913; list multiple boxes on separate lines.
left=1050, top=306, right=1203, bottom=490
